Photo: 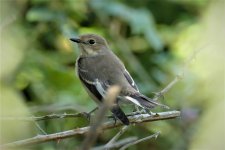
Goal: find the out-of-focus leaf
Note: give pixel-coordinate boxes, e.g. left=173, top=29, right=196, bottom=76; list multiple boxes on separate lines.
left=90, top=0, right=164, bottom=51
left=26, top=7, right=59, bottom=22
left=0, top=84, right=35, bottom=144
left=127, top=36, right=148, bottom=52
left=190, top=102, right=225, bottom=150
left=0, top=25, right=26, bottom=80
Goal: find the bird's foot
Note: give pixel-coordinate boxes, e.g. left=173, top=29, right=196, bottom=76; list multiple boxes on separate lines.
left=107, top=115, right=118, bottom=126
left=144, top=109, right=153, bottom=115
left=132, top=106, right=146, bottom=115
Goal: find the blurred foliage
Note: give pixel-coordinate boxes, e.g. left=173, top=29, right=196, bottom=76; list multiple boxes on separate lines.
left=0, top=0, right=224, bottom=150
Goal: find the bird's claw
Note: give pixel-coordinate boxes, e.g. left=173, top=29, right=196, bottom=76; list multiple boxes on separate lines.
left=132, top=106, right=146, bottom=115
left=133, top=105, right=141, bottom=113
left=144, top=109, right=153, bottom=115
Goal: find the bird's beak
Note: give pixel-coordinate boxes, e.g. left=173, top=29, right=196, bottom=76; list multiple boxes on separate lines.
left=70, top=38, right=81, bottom=43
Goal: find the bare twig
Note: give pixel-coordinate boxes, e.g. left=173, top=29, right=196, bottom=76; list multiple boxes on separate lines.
left=153, top=74, right=183, bottom=101
left=92, top=137, right=137, bottom=150
left=152, top=45, right=206, bottom=101
left=105, top=126, right=129, bottom=148
left=119, top=131, right=160, bottom=150
left=1, top=111, right=153, bottom=122
left=80, top=86, right=121, bottom=150
left=1, top=111, right=180, bottom=149
left=33, top=121, right=47, bottom=135
left=0, top=112, right=90, bottom=121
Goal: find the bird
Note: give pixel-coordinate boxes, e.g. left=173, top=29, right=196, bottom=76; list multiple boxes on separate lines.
left=70, top=34, right=168, bottom=125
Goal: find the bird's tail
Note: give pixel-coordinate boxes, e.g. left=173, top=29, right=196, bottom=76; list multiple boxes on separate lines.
left=126, top=93, right=169, bottom=109
left=111, top=105, right=129, bottom=125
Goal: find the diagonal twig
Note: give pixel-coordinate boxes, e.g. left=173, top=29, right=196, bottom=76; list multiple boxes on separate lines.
left=92, top=137, right=137, bottom=150
left=33, top=121, right=47, bottom=135
left=152, top=44, right=206, bottom=101
left=104, top=126, right=129, bottom=148
left=119, top=131, right=160, bottom=150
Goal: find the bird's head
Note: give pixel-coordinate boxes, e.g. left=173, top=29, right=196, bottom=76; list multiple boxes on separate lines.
left=70, top=34, right=109, bottom=56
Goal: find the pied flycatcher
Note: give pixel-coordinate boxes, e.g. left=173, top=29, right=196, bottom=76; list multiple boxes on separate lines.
left=70, top=34, right=167, bottom=125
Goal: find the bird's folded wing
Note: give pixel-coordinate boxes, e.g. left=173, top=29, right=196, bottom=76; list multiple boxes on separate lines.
left=78, top=69, right=109, bottom=101
left=125, top=93, right=169, bottom=109
left=123, top=69, right=139, bottom=91
left=78, top=66, right=130, bottom=125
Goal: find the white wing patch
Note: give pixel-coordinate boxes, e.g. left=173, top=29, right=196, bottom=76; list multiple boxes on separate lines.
left=124, top=69, right=139, bottom=92
left=125, top=69, right=135, bottom=86
left=95, top=79, right=107, bottom=98
left=80, top=76, right=96, bottom=85
left=125, top=96, right=143, bottom=108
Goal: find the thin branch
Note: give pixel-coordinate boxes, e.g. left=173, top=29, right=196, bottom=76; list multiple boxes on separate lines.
left=152, top=45, right=206, bottom=101
left=1, top=111, right=151, bottom=122
left=80, top=86, right=121, bottom=150
left=92, top=137, right=137, bottom=150
left=119, top=131, right=160, bottom=150
left=1, top=111, right=154, bottom=122
left=33, top=121, right=47, bottom=135
left=105, top=126, right=129, bottom=148
left=153, top=74, right=182, bottom=101
left=0, top=113, right=90, bottom=121
left=1, top=110, right=180, bottom=149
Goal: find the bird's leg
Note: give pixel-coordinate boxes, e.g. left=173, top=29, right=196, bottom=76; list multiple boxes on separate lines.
left=107, top=115, right=118, bottom=125
left=133, top=105, right=145, bottom=115
left=144, top=109, right=153, bottom=115
left=111, top=115, right=118, bottom=126
left=135, top=105, right=141, bottom=113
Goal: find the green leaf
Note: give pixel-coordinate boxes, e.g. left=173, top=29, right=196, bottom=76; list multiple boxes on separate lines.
left=26, top=7, right=57, bottom=22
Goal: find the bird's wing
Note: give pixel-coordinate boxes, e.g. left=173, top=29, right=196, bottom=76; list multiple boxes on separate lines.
left=123, top=69, right=139, bottom=91
left=78, top=67, right=130, bottom=125
left=122, top=69, right=168, bottom=109
left=125, top=93, right=169, bottom=109
left=78, top=69, right=109, bottom=101
left=76, top=57, right=109, bottom=101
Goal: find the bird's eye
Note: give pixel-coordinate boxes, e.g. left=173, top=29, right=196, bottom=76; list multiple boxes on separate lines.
left=89, top=39, right=96, bottom=45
